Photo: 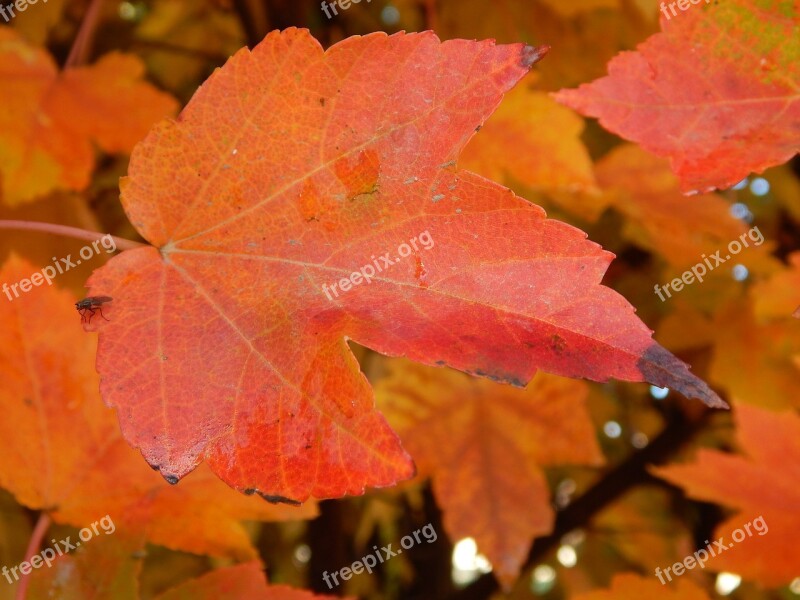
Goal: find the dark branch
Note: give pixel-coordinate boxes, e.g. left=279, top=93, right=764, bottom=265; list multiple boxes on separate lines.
left=447, top=403, right=719, bottom=599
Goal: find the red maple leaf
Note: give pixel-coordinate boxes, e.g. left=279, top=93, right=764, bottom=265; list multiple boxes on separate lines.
left=555, top=0, right=800, bottom=193
left=85, top=29, right=724, bottom=503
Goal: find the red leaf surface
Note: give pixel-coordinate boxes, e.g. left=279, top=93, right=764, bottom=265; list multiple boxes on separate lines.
left=0, top=256, right=316, bottom=559
left=87, top=29, right=724, bottom=503
left=554, top=0, right=800, bottom=193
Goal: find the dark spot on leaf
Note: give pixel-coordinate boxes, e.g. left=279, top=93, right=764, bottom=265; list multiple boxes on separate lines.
left=163, top=474, right=179, bottom=485
left=469, top=368, right=526, bottom=388
left=551, top=334, right=567, bottom=354
left=475, top=125, right=482, bottom=132
left=260, top=493, right=302, bottom=506
left=435, top=360, right=446, bottom=366
left=319, top=97, right=325, bottom=106
left=520, top=44, right=550, bottom=69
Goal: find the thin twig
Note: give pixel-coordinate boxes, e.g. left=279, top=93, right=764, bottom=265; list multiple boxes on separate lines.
left=15, top=512, right=51, bottom=600
left=64, top=0, right=104, bottom=69
left=0, top=220, right=146, bottom=252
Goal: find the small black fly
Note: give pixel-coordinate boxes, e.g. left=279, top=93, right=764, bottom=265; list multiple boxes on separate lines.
left=75, top=296, right=113, bottom=323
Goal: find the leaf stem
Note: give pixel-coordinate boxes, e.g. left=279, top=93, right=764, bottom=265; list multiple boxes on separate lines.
left=15, top=512, right=51, bottom=600
left=64, top=0, right=105, bottom=69
left=0, top=220, right=146, bottom=251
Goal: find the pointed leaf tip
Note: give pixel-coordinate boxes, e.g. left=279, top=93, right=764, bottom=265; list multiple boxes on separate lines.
left=639, top=345, right=728, bottom=409
left=521, top=44, right=550, bottom=68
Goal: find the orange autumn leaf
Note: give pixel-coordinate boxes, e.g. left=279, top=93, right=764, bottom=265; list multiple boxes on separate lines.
left=591, top=487, right=695, bottom=575
left=154, top=561, right=342, bottom=600
left=0, top=28, right=178, bottom=205
left=555, top=0, right=800, bottom=193
left=572, top=572, right=711, bottom=600
left=31, top=544, right=339, bottom=600
left=651, top=402, right=800, bottom=586
left=84, top=28, right=725, bottom=506
left=460, top=84, right=597, bottom=193
left=655, top=303, right=716, bottom=352
left=594, top=145, right=752, bottom=267
left=709, top=299, right=800, bottom=410
left=55, top=456, right=317, bottom=561
left=751, top=251, right=800, bottom=320
left=155, top=561, right=338, bottom=600
left=27, top=529, right=145, bottom=600
left=437, top=0, right=657, bottom=90
left=375, top=360, right=604, bottom=589
left=0, top=256, right=316, bottom=560
left=10, top=0, right=67, bottom=45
